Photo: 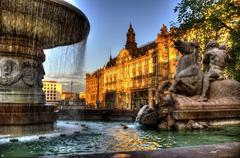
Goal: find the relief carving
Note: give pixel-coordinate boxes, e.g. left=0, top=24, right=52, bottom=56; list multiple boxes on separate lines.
left=0, top=58, right=44, bottom=88
left=22, top=60, right=44, bottom=88
left=37, top=64, right=45, bottom=88
left=0, top=58, right=22, bottom=86
left=22, top=66, right=36, bottom=86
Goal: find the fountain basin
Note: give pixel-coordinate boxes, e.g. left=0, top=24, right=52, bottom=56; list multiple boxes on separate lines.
left=0, top=105, right=55, bottom=125
left=0, top=0, right=90, bottom=125
left=0, top=0, right=90, bottom=49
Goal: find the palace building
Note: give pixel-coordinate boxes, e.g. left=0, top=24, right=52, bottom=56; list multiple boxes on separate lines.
left=86, top=24, right=179, bottom=109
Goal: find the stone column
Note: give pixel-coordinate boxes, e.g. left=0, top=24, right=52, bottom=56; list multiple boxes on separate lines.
left=0, top=37, right=55, bottom=125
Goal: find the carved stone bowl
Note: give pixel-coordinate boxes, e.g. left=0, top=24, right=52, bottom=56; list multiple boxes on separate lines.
left=0, top=0, right=90, bottom=49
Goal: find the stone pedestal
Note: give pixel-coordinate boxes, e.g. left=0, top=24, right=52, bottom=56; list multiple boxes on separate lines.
left=0, top=37, right=55, bottom=125
left=172, top=93, right=240, bottom=129
left=0, top=121, right=54, bottom=136
left=137, top=80, right=240, bottom=129
left=0, top=105, right=55, bottom=125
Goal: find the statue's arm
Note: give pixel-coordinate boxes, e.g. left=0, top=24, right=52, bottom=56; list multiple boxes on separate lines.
left=203, top=51, right=215, bottom=71
left=203, top=52, right=211, bottom=65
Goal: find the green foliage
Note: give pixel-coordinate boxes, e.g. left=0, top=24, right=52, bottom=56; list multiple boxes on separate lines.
left=227, top=30, right=240, bottom=80
left=172, top=0, right=240, bottom=81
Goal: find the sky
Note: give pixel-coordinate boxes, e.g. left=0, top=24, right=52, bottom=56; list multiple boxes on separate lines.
left=43, top=0, right=179, bottom=92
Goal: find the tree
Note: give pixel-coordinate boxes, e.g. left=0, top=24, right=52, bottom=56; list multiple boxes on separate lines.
left=172, top=0, right=240, bottom=80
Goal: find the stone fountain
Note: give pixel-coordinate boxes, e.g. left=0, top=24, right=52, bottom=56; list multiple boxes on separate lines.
left=137, top=40, right=240, bottom=129
left=0, top=0, right=90, bottom=125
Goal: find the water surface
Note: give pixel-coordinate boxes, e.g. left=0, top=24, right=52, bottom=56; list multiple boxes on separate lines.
left=0, top=121, right=239, bottom=157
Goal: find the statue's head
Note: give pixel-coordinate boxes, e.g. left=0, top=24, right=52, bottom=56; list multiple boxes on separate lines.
left=206, top=40, right=219, bottom=50
left=174, top=40, right=199, bottom=55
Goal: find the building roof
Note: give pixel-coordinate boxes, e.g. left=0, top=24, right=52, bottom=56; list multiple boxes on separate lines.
left=104, top=41, right=157, bottom=68
left=133, top=41, right=157, bottom=58
left=86, top=68, right=105, bottom=78
left=104, top=24, right=171, bottom=69
left=105, top=57, right=117, bottom=68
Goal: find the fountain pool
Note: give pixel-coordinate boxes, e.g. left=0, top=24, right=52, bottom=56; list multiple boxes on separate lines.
left=0, top=121, right=239, bottom=157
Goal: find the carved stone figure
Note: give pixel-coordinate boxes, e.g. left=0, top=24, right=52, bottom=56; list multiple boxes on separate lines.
left=136, top=105, right=158, bottom=126
left=0, top=58, right=21, bottom=86
left=198, top=40, right=228, bottom=101
left=22, top=60, right=44, bottom=88
left=22, top=66, right=36, bottom=87
left=37, top=64, right=45, bottom=88
left=3, top=60, right=14, bottom=76
left=169, top=40, right=203, bottom=96
left=137, top=39, right=240, bottom=130
left=0, top=58, right=45, bottom=88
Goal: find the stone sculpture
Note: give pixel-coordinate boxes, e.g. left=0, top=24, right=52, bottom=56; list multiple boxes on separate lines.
left=136, top=40, right=240, bottom=129
left=198, top=40, right=228, bottom=101
left=169, top=40, right=203, bottom=96
left=0, top=58, right=21, bottom=86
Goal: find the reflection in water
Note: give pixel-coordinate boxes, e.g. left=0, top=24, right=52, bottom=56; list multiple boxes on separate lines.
left=107, top=127, right=159, bottom=151
left=0, top=121, right=239, bottom=157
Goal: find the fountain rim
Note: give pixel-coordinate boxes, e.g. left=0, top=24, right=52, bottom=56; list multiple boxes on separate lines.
left=48, top=0, right=90, bottom=26
left=48, top=0, right=90, bottom=38
left=0, top=0, right=90, bottom=49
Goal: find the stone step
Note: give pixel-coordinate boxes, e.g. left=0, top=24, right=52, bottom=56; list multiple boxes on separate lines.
left=173, top=109, right=240, bottom=120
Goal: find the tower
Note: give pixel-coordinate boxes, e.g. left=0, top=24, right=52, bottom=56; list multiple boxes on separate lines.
left=125, top=23, right=137, bottom=51
left=160, top=24, right=168, bottom=36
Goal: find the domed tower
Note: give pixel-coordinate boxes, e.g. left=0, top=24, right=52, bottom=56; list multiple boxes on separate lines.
left=125, top=23, right=137, bottom=51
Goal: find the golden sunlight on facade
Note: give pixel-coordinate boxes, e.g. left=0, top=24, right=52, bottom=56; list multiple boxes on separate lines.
left=86, top=24, right=179, bottom=109
left=86, top=68, right=104, bottom=108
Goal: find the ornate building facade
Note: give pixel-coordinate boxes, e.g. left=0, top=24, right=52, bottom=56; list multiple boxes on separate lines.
left=85, top=68, right=104, bottom=108
left=86, top=24, right=179, bottom=109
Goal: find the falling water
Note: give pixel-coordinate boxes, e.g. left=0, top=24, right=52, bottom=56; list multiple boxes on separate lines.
left=43, top=40, right=87, bottom=92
